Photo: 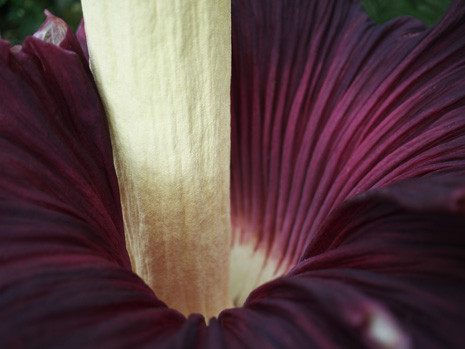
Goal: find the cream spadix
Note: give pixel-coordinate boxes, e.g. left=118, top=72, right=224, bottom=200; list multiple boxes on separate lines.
left=81, top=0, right=232, bottom=318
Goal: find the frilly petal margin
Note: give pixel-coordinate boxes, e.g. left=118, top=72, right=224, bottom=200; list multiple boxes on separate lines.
left=0, top=13, right=190, bottom=347
left=219, top=176, right=465, bottom=348
left=230, top=0, right=465, bottom=271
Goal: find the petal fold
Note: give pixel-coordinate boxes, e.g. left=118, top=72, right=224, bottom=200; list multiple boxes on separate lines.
left=0, top=14, right=188, bottom=347
left=230, top=0, right=465, bottom=272
left=3, top=3, right=465, bottom=348
left=218, top=176, right=465, bottom=348
left=290, top=176, right=465, bottom=348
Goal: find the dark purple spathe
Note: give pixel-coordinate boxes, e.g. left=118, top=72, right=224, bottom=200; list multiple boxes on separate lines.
left=0, top=14, right=186, bottom=347
left=0, top=0, right=465, bottom=347
left=231, top=0, right=465, bottom=268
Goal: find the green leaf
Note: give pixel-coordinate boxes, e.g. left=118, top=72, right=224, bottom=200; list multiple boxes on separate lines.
left=362, top=0, right=452, bottom=26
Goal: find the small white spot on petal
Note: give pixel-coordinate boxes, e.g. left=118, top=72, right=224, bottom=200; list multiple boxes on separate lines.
left=366, top=308, right=411, bottom=349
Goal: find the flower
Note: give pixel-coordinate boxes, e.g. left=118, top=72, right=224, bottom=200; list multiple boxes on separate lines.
left=1, top=0, right=465, bottom=348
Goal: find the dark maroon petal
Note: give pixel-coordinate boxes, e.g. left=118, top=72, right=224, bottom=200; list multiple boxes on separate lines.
left=5, top=4, right=465, bottom=348
left=221, top=278, right=410, bottom=348
left=231, top=0, right=465, bottom=270
left=219, top=176, right=465, bottom=348
left=295, top=176, right=465, bottom=347
left=0, top=14, right=189, bottom=347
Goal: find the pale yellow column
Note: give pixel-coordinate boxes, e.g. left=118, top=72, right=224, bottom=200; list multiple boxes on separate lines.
left=81, top=0, right=232, bottom=319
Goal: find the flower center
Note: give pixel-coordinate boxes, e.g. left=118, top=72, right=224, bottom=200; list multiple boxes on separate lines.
left=229, top=234, right=289, bottom=307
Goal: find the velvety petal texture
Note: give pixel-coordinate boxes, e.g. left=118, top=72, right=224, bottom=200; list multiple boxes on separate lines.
left=290, top=176, right=465, bottom=348
left=220, top=179, right=465, bottom=347
left=230, top=0, right=465, bottom=271
left=2, top=1, right=465, bottom=348
left=228, top=0, right=465, bottom=347
left=0, top=13, right=188, bottom=347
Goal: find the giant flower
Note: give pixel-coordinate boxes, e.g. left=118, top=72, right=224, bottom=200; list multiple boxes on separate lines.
left=1, top=0, right=465, bottom=348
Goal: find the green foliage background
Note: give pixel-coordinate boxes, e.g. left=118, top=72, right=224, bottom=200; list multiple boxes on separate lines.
left=0, top=0, right=453, bottom=46
left=0, top=0, right=82, bottom=45
left=363, top=0, right=451, bottom=25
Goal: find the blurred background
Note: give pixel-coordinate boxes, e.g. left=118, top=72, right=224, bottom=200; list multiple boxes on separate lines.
left=0, top=0, right=452, bottom=46
left=0, top=0, right=82, bottom=45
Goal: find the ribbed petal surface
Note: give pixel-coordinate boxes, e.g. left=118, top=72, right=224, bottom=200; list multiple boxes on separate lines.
left=0, top=13, right=188, bottom=348
left=230, top=0, right=465, bottom=273
left=2, top=1, right=465, bottom=348
left=215, top=176, right=465, bottom=348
